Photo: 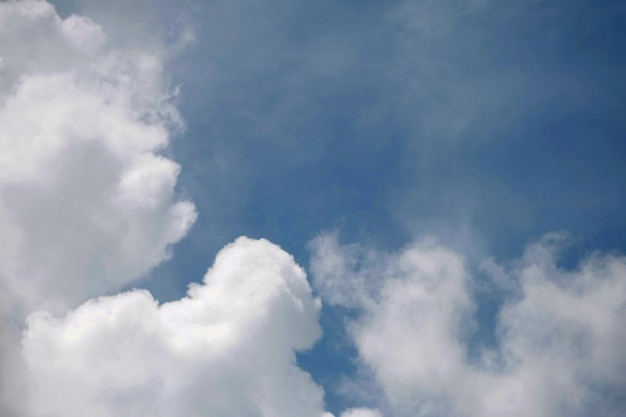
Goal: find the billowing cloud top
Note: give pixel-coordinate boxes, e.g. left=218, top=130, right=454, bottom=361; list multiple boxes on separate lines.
left=0, top=0, right=196, bottom=313
left=23, top=237, right=327, bottom=417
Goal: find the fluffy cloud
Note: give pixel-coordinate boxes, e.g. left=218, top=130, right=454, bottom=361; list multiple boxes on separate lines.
left=0, top=4, right=343, bottom=417
left=0, top=0, right=104, bottom=96
left=22, top=237, right=329, bottom=417
left=310, top=233, right=626, bottom=417
left=7, top=2, right=623, bottom=417
left=0, top=0, right=197, bottom=414
left=0, top=0, right=196, bottom=312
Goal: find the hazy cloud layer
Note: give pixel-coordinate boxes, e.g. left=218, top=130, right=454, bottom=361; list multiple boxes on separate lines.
left=311, top=233, right=626, bottom=417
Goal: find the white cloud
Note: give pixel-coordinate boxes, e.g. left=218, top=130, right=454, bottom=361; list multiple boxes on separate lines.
left=0, top=0, right=196, bottom=312
left=9, top=2, right=624, bottom=417
left=340, top=408, right=382, bottom=417
left=0, top=0, right=104, bottom=99
left=310, top=233, right=626, bottom=417
left=0, top=1, right=196, bottom=414
left=308, top=231, right=385, bottom=309
left=0, top=4, right=346, bottom=417
left=22, top=237, right=329, bottom=417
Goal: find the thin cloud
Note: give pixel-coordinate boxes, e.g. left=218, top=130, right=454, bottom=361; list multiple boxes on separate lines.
left=310, top=232, right=626, bottom=417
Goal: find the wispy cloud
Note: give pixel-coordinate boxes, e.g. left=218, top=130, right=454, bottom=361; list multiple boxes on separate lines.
left=310, top=232, right=626, bottom=417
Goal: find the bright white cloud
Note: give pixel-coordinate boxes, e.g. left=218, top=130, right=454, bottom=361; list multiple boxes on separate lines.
left=0, top=4, right=345, bottom=417
left=22, top=237, right=329, bottom=417
left=0, top=0, right=197, bottom=414
left=310, top=233, right=626, bottom=417
left=0, top=0, right=196, bottom=312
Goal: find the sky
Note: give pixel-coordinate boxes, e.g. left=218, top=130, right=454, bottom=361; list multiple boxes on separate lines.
left=0, top=0, right=625, bottom=416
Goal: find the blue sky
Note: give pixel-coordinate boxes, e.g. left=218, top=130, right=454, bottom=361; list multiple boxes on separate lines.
left=161, top=0, right=626, bottom=262
left=161, top=0, right=626, bottom=413
left=2, top=1, right=626, bottom=416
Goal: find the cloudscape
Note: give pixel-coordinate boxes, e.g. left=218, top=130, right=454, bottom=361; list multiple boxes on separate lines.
left=1, top=1, right=625, bottom=416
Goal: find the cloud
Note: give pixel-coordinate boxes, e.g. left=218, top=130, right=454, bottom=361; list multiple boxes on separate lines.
left=310, top=232, right=626, bottom=417
left=0, top=0, right=196, bottom=414
left=3, top=1, right=623, bottom=417
left=22, top=237, right=329, bottom=417
left=0, top=308, right=27, bottom=417
left=0, top=0, right=196, bottom=312
left=308, top=231, right=386, bottom=309
left=340, top=408, right=382, bottom=417
left=0, top=4, right=347, bottom=417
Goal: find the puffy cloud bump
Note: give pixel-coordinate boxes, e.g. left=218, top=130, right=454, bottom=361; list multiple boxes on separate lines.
left=22, top=237, right=328, bottom=417
left=0, top=0, right=196, bottom=312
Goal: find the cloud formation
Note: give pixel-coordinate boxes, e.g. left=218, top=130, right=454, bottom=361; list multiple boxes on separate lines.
left=0, top=3, right=378, bottom=417
left=22, top=237, right=329, bottom=417
left=0, top=0, right=196, bottom=414
left=0, top=0, right=196, bottom=312
left=3, top=2, right=623, bottom=417
left=310, top=233, right=626, bottom=417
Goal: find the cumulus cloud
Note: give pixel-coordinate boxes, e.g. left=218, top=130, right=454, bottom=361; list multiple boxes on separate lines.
left=0, top=4, right=344, bottom=417
left=310, top=232, right=626, bottom=417
left=0, top=0, right=196, bottom=312
left=0, top=0, right=104, bottom=96
left=8, top=2, right=623, bottom=417
left=0, top=0, right=197, bottom=414
left=22, top=237, right=329, bottom=417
